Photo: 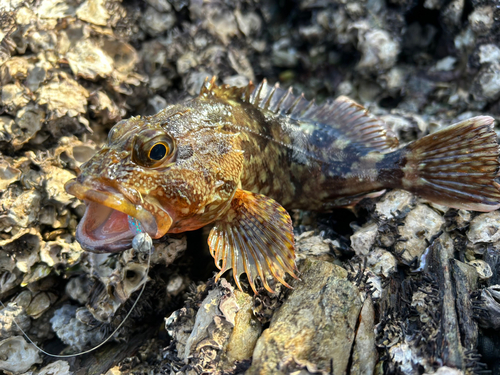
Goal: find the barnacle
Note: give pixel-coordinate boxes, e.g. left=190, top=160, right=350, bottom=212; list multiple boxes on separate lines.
left=0, top=336, right=42, bottom=373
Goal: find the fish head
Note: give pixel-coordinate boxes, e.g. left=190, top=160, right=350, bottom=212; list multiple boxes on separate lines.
left=65, top=106, right=244, bottom=253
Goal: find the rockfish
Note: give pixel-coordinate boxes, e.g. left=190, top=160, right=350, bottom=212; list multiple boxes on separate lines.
left=65, top=77, right=500, bottom=293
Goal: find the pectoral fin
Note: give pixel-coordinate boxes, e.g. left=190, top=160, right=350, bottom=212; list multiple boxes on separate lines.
left=208, top=189, right=298, bottom=294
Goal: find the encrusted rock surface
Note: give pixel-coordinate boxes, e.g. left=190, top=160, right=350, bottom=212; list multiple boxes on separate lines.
left=0, top=0, right=500, bottom=374
left=248, top=259, right=364, bottom=374
left=0, top=336, right=42, bottom=373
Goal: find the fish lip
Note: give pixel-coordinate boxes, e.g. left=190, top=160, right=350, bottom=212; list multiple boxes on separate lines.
left=65, top=179, right=164, bottom=251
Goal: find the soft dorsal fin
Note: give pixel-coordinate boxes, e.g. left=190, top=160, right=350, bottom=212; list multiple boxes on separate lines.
left=199, top=77, right=398, bottom=152
left=247, top=80, right=399, bottom=152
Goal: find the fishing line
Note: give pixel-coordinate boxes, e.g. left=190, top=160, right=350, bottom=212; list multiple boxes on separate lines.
left=0, top=232, right=153, bottom=358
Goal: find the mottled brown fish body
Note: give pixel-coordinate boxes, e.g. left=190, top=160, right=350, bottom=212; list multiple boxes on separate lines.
left=189, top=92, right=391, bottom=211
left=231, top=111, right=390, bottom=210
left=65, top=77, right=500, bottom=294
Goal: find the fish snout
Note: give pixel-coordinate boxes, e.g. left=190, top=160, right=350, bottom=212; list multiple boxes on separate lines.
left=64, top=179, right=169, bottom=252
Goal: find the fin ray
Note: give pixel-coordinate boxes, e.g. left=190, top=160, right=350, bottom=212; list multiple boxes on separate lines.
left=401, top=116, right=500, bottom=211
left=201, top=76, right=399, bottom=153
left=248, top=83, right=399, bottom=152
left=199, top=76, right=256, bottom=102
left=208, top=189, right=298, bottom=294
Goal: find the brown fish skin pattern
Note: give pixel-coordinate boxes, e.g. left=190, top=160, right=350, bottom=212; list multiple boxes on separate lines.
left=65, top=77, right=500, bottom=294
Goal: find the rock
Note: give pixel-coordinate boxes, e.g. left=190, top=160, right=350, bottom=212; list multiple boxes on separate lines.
left=0, top=336, right=42, bottom=374
left=65, top=275, right=91, bottom=304
left=441, top=0, right=464, bottom=31
left=477, top=285, right=500, bottom=330
left=375, top=190, right=415, bottom=220
left=395, top=204, right=445, bottom=264
left=468, top=6, right=494, bottom=35
left=350, top=297, right=377, bottom=375
left=222, top=291, right=262, bottom=367
left=471, top=62, right=500, bottom=103
left=295, top=230, right=339, bottom=260
left=467, top=211, right=500, bottom=244
left=37, top=360, right=73, bottom=375
left=355, top=26, right=400, bottom=73
left=247, top=259, right=364, bottom=374
left=141, top=6, right=176, bottom=36
left=271, top=38, right=298, bottom=68
left=479, top=44, right=500, bottom=65
left=454, top=27, right=476, bottom=51
left=234, top=10, right=262, bottom=37
left=367, top=248, right=397, bottom=277
left=432, top=56, right=456, bottom=71
left=351, top=221, right=378, bottom=257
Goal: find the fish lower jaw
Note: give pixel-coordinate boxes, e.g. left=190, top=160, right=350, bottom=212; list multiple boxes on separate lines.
left=76, top=201, right=143, bottom=252
left=65, top=179, right=165, bottom=251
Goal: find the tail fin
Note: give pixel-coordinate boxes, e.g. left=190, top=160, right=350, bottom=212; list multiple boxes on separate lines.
left=400, top=116, right=500, bottom=212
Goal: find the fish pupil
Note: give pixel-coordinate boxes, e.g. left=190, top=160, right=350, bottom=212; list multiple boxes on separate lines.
left=150, top=143, right=167, bottom=160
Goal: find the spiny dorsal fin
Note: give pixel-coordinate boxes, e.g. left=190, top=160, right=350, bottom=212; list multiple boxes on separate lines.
left=200, top=77, right=398, bottom=152
left=248, top=80, right=399, bottom=152
left=199, top=76, right=255, bottom=102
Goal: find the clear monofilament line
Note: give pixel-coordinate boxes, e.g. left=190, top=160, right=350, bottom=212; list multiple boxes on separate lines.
left=0, top=232, right=153, bottom=358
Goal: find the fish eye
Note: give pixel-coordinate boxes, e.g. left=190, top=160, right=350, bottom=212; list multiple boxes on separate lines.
left=149, top=143, right=168, bottom=161
left=133, top=129, right=176, bottom=168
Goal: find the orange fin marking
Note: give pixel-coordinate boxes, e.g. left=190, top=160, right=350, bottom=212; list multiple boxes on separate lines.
left=208, top=189, right=298, bottom=294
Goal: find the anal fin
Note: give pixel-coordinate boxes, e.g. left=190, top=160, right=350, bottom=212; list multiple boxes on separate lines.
left=208, top=189, right=299, bottom=294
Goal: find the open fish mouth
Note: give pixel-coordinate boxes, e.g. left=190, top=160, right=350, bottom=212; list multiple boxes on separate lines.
left=65, top=179, right=164, bottom=252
